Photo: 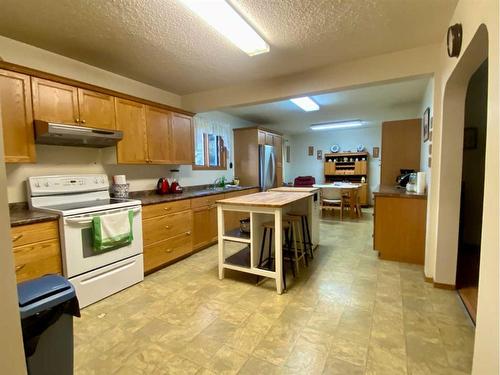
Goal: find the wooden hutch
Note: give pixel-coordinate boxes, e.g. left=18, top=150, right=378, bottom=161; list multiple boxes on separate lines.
left=324, top=151, right=369, bottom=205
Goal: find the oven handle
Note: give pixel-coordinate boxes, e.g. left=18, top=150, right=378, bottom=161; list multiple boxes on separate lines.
left=65, top=207, right=141, bottom=225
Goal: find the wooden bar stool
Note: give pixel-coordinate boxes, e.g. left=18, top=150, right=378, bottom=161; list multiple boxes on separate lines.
left=284, top=215, right=307, bottom=272
left=287, top=212, right=314, bottom=260
left=257, top=220, right=294, bottom=290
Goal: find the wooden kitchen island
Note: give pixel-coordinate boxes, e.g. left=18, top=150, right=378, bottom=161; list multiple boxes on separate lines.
left=216, top=191, right=319, bottom=294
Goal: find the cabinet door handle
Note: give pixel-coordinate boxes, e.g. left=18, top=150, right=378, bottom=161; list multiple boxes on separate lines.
left=15, top=264, right=25, bottom=272
left=163, top=207, right=172, bottom=211
left=164, top=249, right=173, bottom=254
left=75, top=118, right=80, bottom=123
left=185, top=231, right=191, bottom=235
left=164, top=225, right=171, bottom=229
left=81, top=119, right=86, bottom=124
left=12, top=234, right=23, bottom=242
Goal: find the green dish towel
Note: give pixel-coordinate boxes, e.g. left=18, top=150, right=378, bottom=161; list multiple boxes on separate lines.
left=92, top=210, right=134, bottom=253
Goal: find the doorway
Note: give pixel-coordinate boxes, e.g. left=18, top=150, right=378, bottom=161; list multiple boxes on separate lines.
left=456, top=59, right=488, bottom=323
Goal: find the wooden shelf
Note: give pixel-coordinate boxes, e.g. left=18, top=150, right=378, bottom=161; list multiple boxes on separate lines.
left=222, top=228, right=251, bottom=243
left=224, top=246, right=251, bottom=268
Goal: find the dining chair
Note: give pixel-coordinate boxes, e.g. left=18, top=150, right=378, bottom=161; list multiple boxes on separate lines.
left=320, top=187, right=345, bottom=220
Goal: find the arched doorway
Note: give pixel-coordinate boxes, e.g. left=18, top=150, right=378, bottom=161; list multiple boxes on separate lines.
left=434, top=25, right=489, bottom=319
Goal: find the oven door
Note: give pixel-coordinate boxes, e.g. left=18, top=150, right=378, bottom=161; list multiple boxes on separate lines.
left=61, top=205, right=143, bottom=277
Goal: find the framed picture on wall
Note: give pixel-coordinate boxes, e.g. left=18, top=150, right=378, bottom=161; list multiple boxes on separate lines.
left=317, top=150, right=322, bottom=160
left=308, top=146, right=314, bottom=156
left=423, top=107, right=430, bottom=142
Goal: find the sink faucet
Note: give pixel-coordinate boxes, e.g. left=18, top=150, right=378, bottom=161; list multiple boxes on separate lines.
left=212, top=177, right=226, bottom=189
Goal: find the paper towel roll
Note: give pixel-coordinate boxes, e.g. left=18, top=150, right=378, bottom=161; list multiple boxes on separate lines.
left=113, top=175, right=126, bottom=185
left=416, top=172, right=426, bottom=194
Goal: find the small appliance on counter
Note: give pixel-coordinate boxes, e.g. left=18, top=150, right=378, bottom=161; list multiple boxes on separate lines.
left=111, top=175, right=129, bottom=198
left=170, top=169, right=183, bottom=194
left=396, top=169, right=416, bottom=187
left=405, top=173, right=417, bottom=192
left=157, top=177, right=170, bottom=195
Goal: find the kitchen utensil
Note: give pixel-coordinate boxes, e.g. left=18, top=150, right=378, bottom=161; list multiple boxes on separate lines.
left=157, top=178, right=170, bottom=195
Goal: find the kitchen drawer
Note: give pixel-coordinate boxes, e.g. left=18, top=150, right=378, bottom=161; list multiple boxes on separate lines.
left=191, top=193, right=224, bottom=209
left=142, top=210, right=193, bottom=246
left=13, top=238, right=62, bottom=283
left=142, top=199, right=191, bottom=220
left=143, top=231, right=193, bottom=273
left=11, top=221, right=59, bottom=248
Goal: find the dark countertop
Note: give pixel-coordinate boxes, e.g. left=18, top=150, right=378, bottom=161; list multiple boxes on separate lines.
left=9, top=185, right=259, bottom=226
left=129, top=185, right=259, bottom=206
left=373, top=185, right=427, bottom=200
left=9, top=203, right=59, bottom=227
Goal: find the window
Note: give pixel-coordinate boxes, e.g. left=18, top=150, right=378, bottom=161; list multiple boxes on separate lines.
left=194, top=132, right=227, bottom=170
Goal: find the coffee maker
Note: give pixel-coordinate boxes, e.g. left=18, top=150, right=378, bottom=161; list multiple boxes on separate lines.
left=396, top=169, right=416, bottom=187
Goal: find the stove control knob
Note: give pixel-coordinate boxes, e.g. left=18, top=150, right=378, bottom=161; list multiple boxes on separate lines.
left=100, top=177, right=105, bottom=184
left=94, top=178, right=99, bottom=184
left=44, top=182, right=49, bottom=187
left=34, top=181, right=40, bottom=188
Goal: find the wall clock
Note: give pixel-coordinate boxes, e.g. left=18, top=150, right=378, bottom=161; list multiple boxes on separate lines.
left=447, top=23, right=462, bottom=58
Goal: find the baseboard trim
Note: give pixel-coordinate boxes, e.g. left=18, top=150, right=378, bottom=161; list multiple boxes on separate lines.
left=433, top=282, right=456, bottom=290
left=422, top=274, right=455, bottom=289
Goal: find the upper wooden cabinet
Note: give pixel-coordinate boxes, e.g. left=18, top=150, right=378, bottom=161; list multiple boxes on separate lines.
left=0, top=70, right=36, bottom=163
left=77, top=89, right=115, bottom=129
left=146, top=106, right=171, bottom=164
left=170, top=112, right=193, bottom=164
left=32, top=78, right=79, bottom=124
left=115, top=98, right=148, bottom=164
left=32, top=77, right=115, bottom=129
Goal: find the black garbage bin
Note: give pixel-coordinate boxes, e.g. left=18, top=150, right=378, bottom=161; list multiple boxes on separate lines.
left=17, top=275, right=80, bottom=375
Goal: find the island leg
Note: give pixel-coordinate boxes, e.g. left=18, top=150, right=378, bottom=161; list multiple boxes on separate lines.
left=217, top=204, right=225, bottom=280
left=274, top=208, right=283, bottom=294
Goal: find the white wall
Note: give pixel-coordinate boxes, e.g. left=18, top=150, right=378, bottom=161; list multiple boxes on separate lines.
left=419, top=79, right=434, bottom=187
left=0, top=102, right=27, bottom=374
left=423, top=1, right=498, bottom=373
left=289, top=125, right=381, bottom=203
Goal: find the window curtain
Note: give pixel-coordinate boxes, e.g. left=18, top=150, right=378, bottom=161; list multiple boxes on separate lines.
left=193, top=114, right=232, bottom=166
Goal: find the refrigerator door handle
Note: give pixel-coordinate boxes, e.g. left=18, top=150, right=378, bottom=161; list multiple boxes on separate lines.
left=270, top=150, right=276, bottom=188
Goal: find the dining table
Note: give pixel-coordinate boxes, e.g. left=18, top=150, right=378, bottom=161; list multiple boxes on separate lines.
left=313, top=182, right=362, bottom=219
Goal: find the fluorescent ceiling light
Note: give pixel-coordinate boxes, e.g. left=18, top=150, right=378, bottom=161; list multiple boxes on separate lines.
left=310, top=120, right=363, bottom=131
left=290, top=97, right=319, bottom=112
left=180, top=0, right=269, bottom=56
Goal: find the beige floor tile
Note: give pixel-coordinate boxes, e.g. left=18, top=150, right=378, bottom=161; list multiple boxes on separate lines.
left=206, top=345, right=248, bottom=375
left=238, top=356, right=283, bottom=375
left=74, top=214, right=474, bottom=375
left=322, top=353, right=365, bottom=374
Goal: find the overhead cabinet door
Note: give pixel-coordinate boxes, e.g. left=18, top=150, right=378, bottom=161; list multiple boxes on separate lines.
left=115, top=98, right=148, bottom=163
left=32, top=77, right=79, bottom=124
left=77, top=89, right=116, bottom=129
left=0, top=70, right=36, bottom=163
left=146, top=106, right=171, bottom=164
left=170, top=112, right=193, bottom=164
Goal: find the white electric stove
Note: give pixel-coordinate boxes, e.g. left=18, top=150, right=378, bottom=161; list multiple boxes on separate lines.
left=27, top=174, right=144, bottom=308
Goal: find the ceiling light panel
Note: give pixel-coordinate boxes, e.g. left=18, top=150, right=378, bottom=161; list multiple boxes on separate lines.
left=310, top=120, right=363, bottom=131
left=180, top=0, right=269, bottom=56
left=290, top=97, right=320, bottom=112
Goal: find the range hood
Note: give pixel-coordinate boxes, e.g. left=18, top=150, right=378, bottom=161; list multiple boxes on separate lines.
left=34, top=121, right=123, bottom=148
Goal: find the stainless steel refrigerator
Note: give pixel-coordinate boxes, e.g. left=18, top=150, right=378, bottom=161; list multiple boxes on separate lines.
left=259, top=144, right=277, bottom=191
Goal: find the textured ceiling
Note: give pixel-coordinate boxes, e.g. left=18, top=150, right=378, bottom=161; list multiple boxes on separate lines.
left=223, top=77, right=430, bottom=134
left=0, top=0, right=456, bottom=94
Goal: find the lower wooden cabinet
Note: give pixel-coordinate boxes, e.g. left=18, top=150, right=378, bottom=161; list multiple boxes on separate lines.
left=11, top=221, right=62, bottom=283
left=142, top=189, right=259, bottom=274
left=143, top=231, right=193, bottom=272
